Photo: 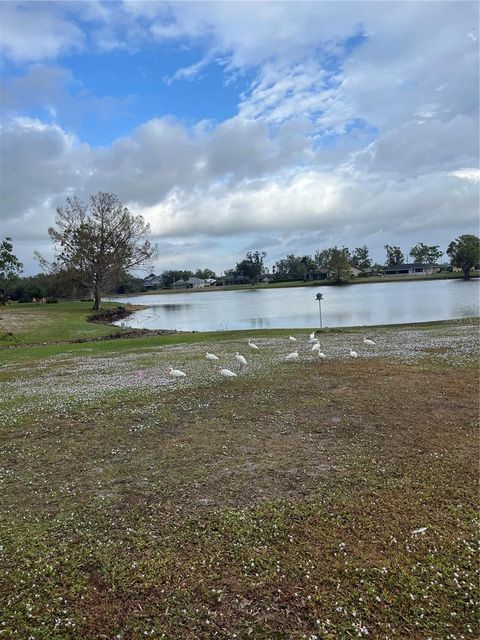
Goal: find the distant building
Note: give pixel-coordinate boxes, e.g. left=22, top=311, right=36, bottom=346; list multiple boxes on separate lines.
left=382, top=263, right=441, bottom=276
left=349, top=265, right=364, bottom=277
left=305, top=268, right=330, bottom=281
left=171, top=277, right=206, bottom=289
left=305, top=265, right=364, bottom=280
left=144, top=273, right=162, bottom=288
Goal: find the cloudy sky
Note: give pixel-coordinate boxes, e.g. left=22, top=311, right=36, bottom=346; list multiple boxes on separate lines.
left=1, top=1, right=479, bottom=276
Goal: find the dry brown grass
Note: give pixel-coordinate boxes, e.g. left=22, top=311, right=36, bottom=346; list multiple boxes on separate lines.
left=1, top=328, right=478, bottom=639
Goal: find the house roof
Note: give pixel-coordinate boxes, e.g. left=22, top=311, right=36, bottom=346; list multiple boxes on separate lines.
left=173, top=277, right=206, bottom=285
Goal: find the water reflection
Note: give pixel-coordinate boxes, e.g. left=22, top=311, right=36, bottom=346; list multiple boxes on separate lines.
left=107, top=279, right=480, bottom=331
left=160, top=304, right=191, bottom=312
left=248, top=317, right=271, bottom=329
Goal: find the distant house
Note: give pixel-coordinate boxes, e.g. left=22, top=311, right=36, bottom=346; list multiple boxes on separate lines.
left=260, top=274, right=273, bottom=283
left=144, top=273, right=162, bottom=289
left=305, top=265, right=363, bottom=280
left=382, top=263, right=441, bottom=276
left=305, top=268, right=330, bottom=281
left=349, top=265, right=364, bottom=277
left=451, top=264, right=480, bottom=273
left=171, top=277, right=206, bottom=289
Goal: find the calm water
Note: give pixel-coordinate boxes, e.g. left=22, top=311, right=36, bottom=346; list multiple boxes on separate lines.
left=106, top=279, right=480, bottom=331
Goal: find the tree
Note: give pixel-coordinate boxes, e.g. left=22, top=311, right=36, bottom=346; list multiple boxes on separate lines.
left=446, top=234, right=480, bottom=280
left=234, top=251, right=267, bottom=284
left=409, top=242, right=443, bottom=264
left=36, top=192, right=157, bottom=310
left=194, top=268, right=217, bottom=280
left=314, top=246, right=351, bottom=282
left=273, top=254, right=314, bottom=280
left=0, top=237, right=23, bottom=304
left=161, top=269, right=194, bottom=288
left=351, top=246, right=372, bottom=271
left=384, top=245, right=404, bottom=267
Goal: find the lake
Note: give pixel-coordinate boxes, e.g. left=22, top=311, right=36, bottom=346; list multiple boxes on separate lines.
left=106, top=279, right=480, bottom=332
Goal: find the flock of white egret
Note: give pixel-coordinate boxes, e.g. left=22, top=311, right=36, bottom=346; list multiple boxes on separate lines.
left=168, top=334, right=376, bottom=380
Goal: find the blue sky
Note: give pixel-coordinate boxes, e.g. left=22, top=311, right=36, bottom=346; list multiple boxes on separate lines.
left=1, top=1, right=478, bottom=275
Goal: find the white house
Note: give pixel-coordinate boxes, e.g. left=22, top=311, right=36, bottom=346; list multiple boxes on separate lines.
left=382, top=263, right=441, bottom=276
left=144, top=274, right=162, bottom=288
left=172, top=277, right=207, bottom=289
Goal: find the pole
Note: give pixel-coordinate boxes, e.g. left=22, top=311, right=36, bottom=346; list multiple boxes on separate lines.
left=315, top=293, right=323, bottom=329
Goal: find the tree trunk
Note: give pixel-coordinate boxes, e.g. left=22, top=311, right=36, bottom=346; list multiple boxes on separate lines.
left=92, top=286, right=102, bottom=310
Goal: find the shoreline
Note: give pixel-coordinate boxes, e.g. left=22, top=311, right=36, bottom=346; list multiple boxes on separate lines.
left=109, top=271, right=479, bottom=298
left=7, top=316, right=475, bottom=349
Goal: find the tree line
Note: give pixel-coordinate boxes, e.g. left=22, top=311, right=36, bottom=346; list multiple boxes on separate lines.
left=1, top=191, right=479, bottom=307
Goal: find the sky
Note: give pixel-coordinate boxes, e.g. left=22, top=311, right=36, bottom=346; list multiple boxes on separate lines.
left=1, top=0, right=479, bottom=276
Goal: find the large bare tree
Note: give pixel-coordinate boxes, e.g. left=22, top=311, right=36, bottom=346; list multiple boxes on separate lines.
left=37, top=192, right=157, bottom=310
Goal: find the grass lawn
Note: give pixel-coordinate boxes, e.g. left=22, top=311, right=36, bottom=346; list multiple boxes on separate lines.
left=0, top=300, right=131, bottom=345
left=0, top=305, right=478, bottom=639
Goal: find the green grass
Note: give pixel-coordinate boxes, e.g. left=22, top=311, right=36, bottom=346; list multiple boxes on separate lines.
left=0, top=300, right=125, bottom=345
left=0, top=309, right=478, bottom=638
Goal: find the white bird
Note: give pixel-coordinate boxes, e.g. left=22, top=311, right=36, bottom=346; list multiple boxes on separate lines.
left=311, top=342, right=321, bottom=352
left=219, top=367, right=237, bottom=378
left=317, top=351, right=326, bottom=360
left=168, top=367, right=186, bottom=378
left=248, top=339, right=259, bottom=350
left=289, top=336, right=297, bottom=342
left=206, top=352, right=219, bottom=361
left=411, top=527, right=428, bottom=536
left=309, top=332, right=315, bottom=340
left=349, top=349, right=358, bottom=359
left=235, top=352, right=247, bottom=366
left=285, top=351, right=299, bottom=361
left=363, top=337, right=376, bottom=346
left=308, top=337, right=319, bottom=344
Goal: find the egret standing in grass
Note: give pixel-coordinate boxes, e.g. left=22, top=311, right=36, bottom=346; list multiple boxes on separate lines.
left=317, top=351, right=326, bottom=360
left=363, top=338, right=376, bottom=346
left=311, top=342, right=321, bottom=352
left=206, top=352, right=219, bottom=361
left=219, top=367, right=237, bottom=378
left=235, top=352, right=247, bottom=367
left=168, top=367, right=187, bottom=378
left=289, top=336, right=297, bottom=342
left=349, top=349, right=358, bottom=359
left=248, top=339, right=259, bottom=350
left=285, top=351, right=299, bottom=361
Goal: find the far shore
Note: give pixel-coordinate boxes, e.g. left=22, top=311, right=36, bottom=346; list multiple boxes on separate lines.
left=110, top=270, right=479, bottom=298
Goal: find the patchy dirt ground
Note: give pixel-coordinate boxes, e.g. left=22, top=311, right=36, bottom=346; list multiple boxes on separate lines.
left=0, top=322, right=478, bottom=639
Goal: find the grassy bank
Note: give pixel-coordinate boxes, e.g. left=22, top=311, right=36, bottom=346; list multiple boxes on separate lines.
left=0, top=300, right=137, bottom=346
left=0, top=309, right=478, bottom=638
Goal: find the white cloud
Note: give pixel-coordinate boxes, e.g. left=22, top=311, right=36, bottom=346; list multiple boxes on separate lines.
left=1, top=2, right=478, bottom=275
left=0, top=2, right=85, bottom=62
left=450, top=168, right=480, bottom=182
